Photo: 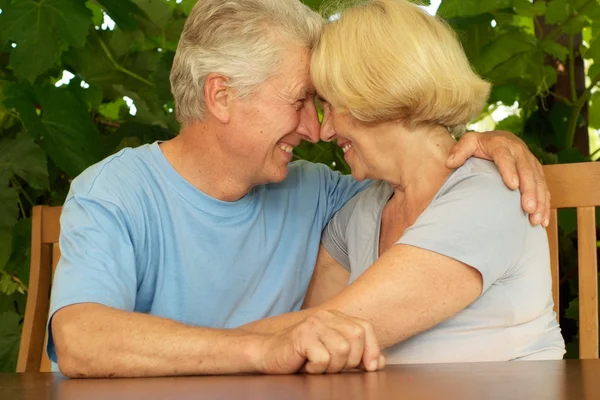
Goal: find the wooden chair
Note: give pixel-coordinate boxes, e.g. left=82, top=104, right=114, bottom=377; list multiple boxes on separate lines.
left=544, top=162, right=600, bottom=359
left=16, top=205, right=62, bottom=372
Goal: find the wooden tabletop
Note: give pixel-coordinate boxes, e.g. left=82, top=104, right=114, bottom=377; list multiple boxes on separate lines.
left=2, top=359, right=600, bottom=400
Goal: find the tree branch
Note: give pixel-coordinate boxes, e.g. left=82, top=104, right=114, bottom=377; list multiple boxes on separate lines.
left=10, top=177, right=35, bottom=208
left=96, top=35, right=155, bottom=88
left=565, top=73, right=600, bottom=148
left=568, top=35, right=577, bottom=102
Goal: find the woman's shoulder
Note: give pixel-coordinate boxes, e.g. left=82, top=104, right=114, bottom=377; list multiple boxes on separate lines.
left=437, top=158, right=517, bottom=200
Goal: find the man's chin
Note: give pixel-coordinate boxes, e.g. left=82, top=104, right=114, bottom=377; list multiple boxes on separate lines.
left=263, top=165, right=289, bottom=184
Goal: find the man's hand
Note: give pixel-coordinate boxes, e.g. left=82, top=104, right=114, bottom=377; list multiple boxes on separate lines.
left=446, top=130, right=550, bottom=227
left=258, top=310, right=384, bottom=374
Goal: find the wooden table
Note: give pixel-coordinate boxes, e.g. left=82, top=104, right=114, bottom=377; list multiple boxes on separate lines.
left=2, top=360, right=600, bottom=400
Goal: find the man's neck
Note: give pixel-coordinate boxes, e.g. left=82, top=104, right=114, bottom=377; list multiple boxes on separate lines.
left=160, top=122, right=255, bottom=202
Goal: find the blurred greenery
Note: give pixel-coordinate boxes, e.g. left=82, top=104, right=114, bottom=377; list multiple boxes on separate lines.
left=0, top=0, right=599, bottom=370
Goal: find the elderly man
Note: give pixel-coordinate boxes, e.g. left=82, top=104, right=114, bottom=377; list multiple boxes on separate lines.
left=49, top=0, right=550, bottom=378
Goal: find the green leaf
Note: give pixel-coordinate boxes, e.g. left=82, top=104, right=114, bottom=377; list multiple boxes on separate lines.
left=108, top=28, right=148, bottom=58
left=549, top=102, right=573, bottom=146
left=0, top=133, right=49, bottom=190
left=68, top=78, right=103, bottom=110
left=0, top=228, right=11, bottom=271
left=96, top=0, right=148, bottom=31
left=0, top=311, right=21, bottom=372
left=45, top=0, right=93, bottom=48
left=86, top=0, right=105, bottom=27
left=0, top=272, right=22, bottom=296
left=513, top=0, right=546, bottom=17
left=489, top=84, right=523, bottom=104
left=564, top=298, right=579, bottom=320
left=448, top=14, right=496, bottom=63
left=438, top=0, right=512, bottom=18
left=301, top=0, right=325, bottom=12
left=562, top=15, right=590, bottom=35
left=0, top=0, right=92, bottom=82
left=106, top=121, right=173, bottom=151
left=539, top=39, right=569, bottom=62
left=153, top=51, right=175, bottom=105
left=475, top=32, right=536, bottom=75
left=0, top=172, right=18, bottom=230
left=4, top=218, right=32, bottom=286
left=0, top=292, right=26, bottom=317
left=98, top=98, right=128, bottom=121
left=135, top=0, right=173, bottom=29
left=546, top=0, right=570, bottom=25
left=557, top=148, right=589, bottom=164
left=177, top=0, right=196, bottom=15
left=495, top=115, right=524, bottom=135
left=0, top=1, right=60, bottom=82
left=589, top=92, right=600, bottom=129
left=4, top=84, right=104, bottom=177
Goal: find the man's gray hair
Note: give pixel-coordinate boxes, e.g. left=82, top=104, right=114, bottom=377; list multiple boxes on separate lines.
left=170, top=0, right=323, bottom=125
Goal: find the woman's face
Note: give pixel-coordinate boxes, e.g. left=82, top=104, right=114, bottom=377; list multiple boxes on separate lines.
left=319, top=100, right=395, bottom=182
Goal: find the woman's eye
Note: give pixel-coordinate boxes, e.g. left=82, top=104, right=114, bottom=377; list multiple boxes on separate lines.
left=295, top=100, right=305, bottom=111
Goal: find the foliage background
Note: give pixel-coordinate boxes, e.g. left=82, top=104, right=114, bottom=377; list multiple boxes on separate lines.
left=0, top=0, right=599, bottom=371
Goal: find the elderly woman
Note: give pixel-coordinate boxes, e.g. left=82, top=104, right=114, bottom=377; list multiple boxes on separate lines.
left=245, top=0, right=565, bottom=365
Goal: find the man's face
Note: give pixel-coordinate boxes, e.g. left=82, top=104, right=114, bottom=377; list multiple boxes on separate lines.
left=227, top=46, right=321, bottom=185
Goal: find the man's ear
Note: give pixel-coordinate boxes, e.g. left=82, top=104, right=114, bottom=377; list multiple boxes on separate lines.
left=204, top=73, right=231, bottom=124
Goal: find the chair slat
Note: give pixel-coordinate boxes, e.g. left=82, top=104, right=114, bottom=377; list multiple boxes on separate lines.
left=17, top=206, right=59, bottom=372
left=545, top=163, right=600, bottom=208
left=577, top=207, right=599, bottom=359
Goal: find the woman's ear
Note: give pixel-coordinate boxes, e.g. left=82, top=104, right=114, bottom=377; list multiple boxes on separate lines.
left=204, top=73, right=231, bottom=124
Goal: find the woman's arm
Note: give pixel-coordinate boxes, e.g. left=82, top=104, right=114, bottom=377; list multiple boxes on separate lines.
left=243, top=244, right=482, bottom=349
left=302, top=245, right=350, bottom=309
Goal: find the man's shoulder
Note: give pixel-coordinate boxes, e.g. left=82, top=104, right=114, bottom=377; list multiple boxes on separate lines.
left=69, top=144, right=156, bottom=201
left=286, top=160, right=335, bottom=179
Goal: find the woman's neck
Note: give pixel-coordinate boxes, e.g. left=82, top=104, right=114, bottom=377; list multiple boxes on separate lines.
left=384, top=124, right=457, bottom=222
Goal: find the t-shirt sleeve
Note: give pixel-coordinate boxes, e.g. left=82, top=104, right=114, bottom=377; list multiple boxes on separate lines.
left=321, top=194, right=361, bottom=271
left=47, top=194, right=138, bottom=363
left=396, top=171, right=529, bottom=293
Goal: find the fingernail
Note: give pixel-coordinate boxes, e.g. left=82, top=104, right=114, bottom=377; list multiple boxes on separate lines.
left=527, top=199, right=535, bottom=210
left=533, top=213, right=541, bottom=223
left=368, top=360, right=378, bottom=371
left=512, top=177, right=519, bottom=187
left=378, top=355, right=386, bottom=369
left=543, top=218, right=549, bottom=227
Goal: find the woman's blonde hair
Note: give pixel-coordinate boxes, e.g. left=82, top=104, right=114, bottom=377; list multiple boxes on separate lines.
left=170, top=0, right=323, bottom=125
left=311, top=0, right=490, bottom=132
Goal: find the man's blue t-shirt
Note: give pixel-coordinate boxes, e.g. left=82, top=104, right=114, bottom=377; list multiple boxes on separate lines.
left=47, top=142, right=367, bottom=362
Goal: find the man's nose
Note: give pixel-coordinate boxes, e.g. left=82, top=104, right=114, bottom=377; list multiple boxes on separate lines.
left=297, top=100, right=321, bottom=143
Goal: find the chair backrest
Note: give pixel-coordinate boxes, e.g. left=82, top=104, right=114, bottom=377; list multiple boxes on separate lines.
left=16, top=205, right=62, bottom=372
left=544, top=162, right=600, bottom=360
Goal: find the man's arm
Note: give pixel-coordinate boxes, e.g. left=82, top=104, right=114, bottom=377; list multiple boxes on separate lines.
left=52, top=303, right=384, bottom=377
left=302, top=245, right=350, bottom=309
left=446, top=130, right=550, bottom=227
